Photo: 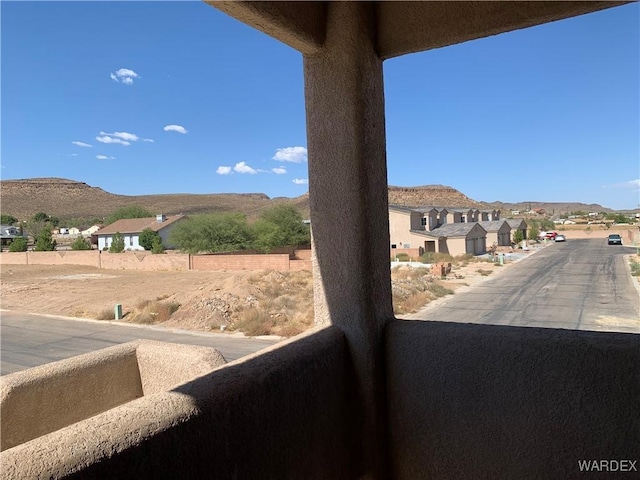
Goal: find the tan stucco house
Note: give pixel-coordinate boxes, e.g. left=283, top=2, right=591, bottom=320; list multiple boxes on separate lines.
left=506, top=218, right=528, bottom=241
left=479, top=220, right=512, bottom=247
left=389, top=205, right=489, bottom=256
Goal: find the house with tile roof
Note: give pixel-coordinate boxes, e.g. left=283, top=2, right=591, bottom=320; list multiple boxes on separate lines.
left=96, top=214, right=186, bottom=251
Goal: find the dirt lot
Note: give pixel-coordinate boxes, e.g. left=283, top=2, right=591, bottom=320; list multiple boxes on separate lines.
left=0, top=254, right=529, bottom=336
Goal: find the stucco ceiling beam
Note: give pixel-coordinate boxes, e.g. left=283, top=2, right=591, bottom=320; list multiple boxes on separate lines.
left=376, top=1, right=631, bottom=59
left=206, top=1, right=327, bottom=55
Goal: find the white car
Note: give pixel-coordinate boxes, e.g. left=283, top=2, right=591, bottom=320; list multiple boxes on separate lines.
left=554, top=234, right=566, bottom=242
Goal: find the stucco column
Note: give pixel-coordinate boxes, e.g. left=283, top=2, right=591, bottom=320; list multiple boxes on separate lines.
left=303, top=3, right=392, bottom=478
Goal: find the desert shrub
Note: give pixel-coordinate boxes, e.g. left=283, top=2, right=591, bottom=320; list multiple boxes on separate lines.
left=151, top=237, right=165, bottom=254
left=109, top=232, right=125, bottom=253
left=139, top=228, right=161, bottom=251
left=96, top=308, right=116, bottom=320
left=631, top=260, right=640, bottom=277
left=71, top=236, right=91, bottom=250
left=419, top=252, right=434, bottom=263
left=234, top=307, right=273, bottom=336
left=477, top=268, right=493, bottom=276
left=132, top=299, right=180, bottom=324
left=395, top=253, right=410, bottom=262
left=8, top=237, right=27, bottom=252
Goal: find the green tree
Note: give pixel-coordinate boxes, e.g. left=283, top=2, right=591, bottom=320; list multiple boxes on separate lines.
left=528, top=225, right=539, bottom=241
left=151, top=237, right=165, bottom=254
left=34, top=228, right=57, bottom=251
left=605, top=213, right=630, bottom=224
left=513, top=229, right=524, bottom=245
left=71, top=236, right=92, bottom=250
left=33, top=212, right=49, bottom=222
left=109, top=232, right=125, bottom=253
left=252, top=205, right=310, bottom=252
left=8, top=237, right=28, bottom=252
left=106, top=206, right=153, bottom=225
left=139, top=228, right=161, bottom=250
left=169, top=213, right=253, bottom=254
left=1, top=214, right=18, bottom=225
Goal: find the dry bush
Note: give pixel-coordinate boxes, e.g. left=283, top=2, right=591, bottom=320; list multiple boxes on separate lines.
left=392, top=266, right=454, bottom=315
left=476, top=268, right=493, bottom=276
left=130, top=299, right=180, bottom=324
left=96, top=308, right=115, bottom=320
left=229, top=270, right=314, bottom=337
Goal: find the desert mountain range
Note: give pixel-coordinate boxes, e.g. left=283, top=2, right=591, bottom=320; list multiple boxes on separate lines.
left=0, top=178, right=612, bottom=222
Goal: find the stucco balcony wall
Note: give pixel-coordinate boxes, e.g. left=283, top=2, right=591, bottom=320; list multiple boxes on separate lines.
left=0, top=340, right=227, bottom=453
left=386, top=321, right=640, bottom=479
left=0, top=326, right=357, bottom=480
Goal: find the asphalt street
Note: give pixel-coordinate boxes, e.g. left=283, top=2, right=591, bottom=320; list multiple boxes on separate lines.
left=0, top=312, right=279, bottom=375
left=405, top=239, right=640, bottom=334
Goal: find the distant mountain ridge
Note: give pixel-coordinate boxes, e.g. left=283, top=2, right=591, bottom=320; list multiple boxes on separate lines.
left=0, top=178, right=616, bottom=221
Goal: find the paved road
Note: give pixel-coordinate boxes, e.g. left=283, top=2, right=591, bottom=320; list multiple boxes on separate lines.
left=405, top=239, right=639, bottom=334
left=0, top=313, right=280, bottom=375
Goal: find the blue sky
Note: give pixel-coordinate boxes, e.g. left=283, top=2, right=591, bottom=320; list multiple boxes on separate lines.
left=2, top=2, right=638, bottom=210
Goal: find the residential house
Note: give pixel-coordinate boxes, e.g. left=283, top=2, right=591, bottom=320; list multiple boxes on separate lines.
left=389, top=205, right=490, bottom=256
left=81, top=225, right=102, bottom=237
left=506, top=218, right=528, bottom=240
left=96, top=214, right=186, bottom=251
left=479, top=220, right=512, bottom=247
left=1, top=224, right=22, bottom=246
left=68, top=227, right=81, bottom=236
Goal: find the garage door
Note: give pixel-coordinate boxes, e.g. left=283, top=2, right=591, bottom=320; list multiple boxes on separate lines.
left=466, top=238, right=474, bottom=254
left=477, top=237, right=486, bottom=254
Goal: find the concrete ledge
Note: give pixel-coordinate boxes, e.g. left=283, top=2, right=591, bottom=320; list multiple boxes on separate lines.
left=386, top=320, right=640, bottom=479
left=0, top=326, right=357, bottom=479
left=0, top=340, right=226, bottom=452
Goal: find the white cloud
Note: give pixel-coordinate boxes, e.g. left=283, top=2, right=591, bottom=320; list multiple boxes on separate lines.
left=68, top=153, right=78, bottom=157
left=72, top=141, right=92, bottom=147
left=110, top=68, right=139, bottom=84
left=272, top=146, right=307, bottom=163
left=163, top=124, right=188, bottom=134
left=143, top=138, right=155, bottom=143
left=292, top=178, right=309, bottom=185
left=272, top=166, right=287, bottom=175
left=100, top=131, right=139, bottom=142
left=216, top=166, right=232, bottom=175
left=603, top=179, right=640, bottom=189
left=234, top=162, right=257, bottom=174
left=96, top=136, right=130, bottom=146
left=96, top=155, right=115, bottom=160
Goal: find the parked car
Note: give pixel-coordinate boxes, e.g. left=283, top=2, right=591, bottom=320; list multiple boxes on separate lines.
left=607, top=234, right=622, bottom=245
left=554, top=234, right=566, bottom=242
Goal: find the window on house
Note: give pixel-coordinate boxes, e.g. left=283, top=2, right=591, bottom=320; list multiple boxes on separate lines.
left=421, top=218, right=427, bottom=226
left=391, top=244, right=397, bottom=249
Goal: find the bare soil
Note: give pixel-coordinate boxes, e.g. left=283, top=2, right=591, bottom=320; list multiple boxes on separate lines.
left=0, top=265, right=314, bottom=335
left=0, top=253, right=514, bottom=336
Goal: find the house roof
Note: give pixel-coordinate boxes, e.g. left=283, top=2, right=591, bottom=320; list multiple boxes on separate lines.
left=96, top=215, right=185, bottom=236
left=412, top=222, right=487, bottom=239
left=506, top=219, right=527, bottom=229
left=478, top=220, right=509, bottom=232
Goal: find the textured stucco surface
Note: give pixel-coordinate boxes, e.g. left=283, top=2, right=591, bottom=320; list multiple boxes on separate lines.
left=304, top=3, right=393, bottom=477
left=386, top=320, right=640, bottom=479
left=0, top=340, right=227, bottom=452
left=1, top=327, right=357, bottom=479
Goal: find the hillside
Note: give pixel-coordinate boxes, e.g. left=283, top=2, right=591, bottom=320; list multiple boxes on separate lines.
left=0, top=178, right=310, bottom=221
left=0, top=178, right=616, bottom=222
left=388, top=185, right=481, bottom=208
left=480, top=200, right=613, bottom=214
